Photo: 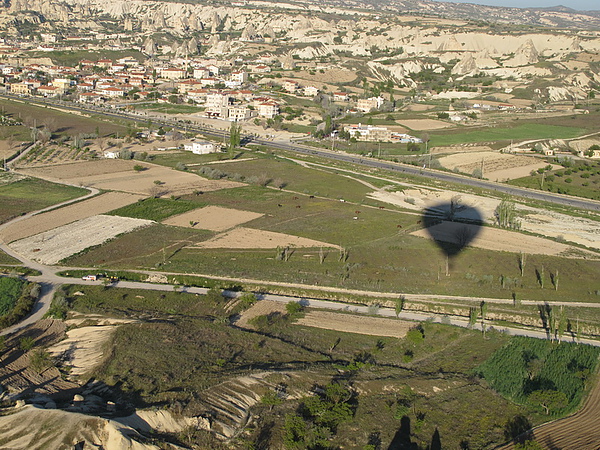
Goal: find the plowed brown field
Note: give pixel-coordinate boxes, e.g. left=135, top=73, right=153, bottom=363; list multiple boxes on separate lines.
left=0, top=192, right=143, bottom=243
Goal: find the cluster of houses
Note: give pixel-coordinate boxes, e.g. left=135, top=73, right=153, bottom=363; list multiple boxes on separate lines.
left=1, top=56, right=284, bottom=122
left=343, top=123, right=423, bottom=143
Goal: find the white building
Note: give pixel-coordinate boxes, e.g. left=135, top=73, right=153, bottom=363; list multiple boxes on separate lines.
left=228, top=105, right=253, bottom=122
left=357, top=96, right=385, bottom=113
left=257, top=101, right=279, bottom=119
left=183, top=141, right=217, bottom=154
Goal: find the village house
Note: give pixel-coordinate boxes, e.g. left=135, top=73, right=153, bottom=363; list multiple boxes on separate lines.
left=303, top=86, right=319, bottom=97
left=251, top=64, right=271, bottom=73
left=205, top=92, right=232, bottom=118
left=357, top=96, right=385, bottom=113
left=9, top=82, right=34, bottom=95
left=230, top=70, right=248, bottom=84
left=334, top=92, right=350, bottom=102
left=282, top=80, right=300, bottom=93
left=228, top=105, right=253, bottom=122
left=257, top=101, right=279, bottom=119
left=183, top=140, right=217, bottom=154
left=344, top=123, right=393, bottom=142
left=36, top=85, right=61, bottom=97
left=161, top=68, right=187, bottom=80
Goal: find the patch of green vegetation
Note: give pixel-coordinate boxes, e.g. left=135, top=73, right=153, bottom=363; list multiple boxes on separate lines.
left=62, top=224, right=214, bottom=269
left=0, top=277, right=24, bottom=315
left=0, top=99, right=127, bottom=138
left=509, top=160, right=600, bottom=201
left=108, top=197, right=204, bottom=222
left=25, top=49, right=146, bottom=67
left=0, top=175, right=87, bottom=224
left=134, top=103, right=204, bottom=114
left=0, top=250, right=20, bottom=265
left=428, top=123, right=586, bottom=147
left=0, top=281, right=39, bottom=329
left=477, top=337, right=600, bottom=415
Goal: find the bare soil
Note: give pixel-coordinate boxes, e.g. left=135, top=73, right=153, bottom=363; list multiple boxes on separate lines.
left=0, top=192, right=143, bottom=243
left=19, top=159, right=243, bottom=196
left=437, top=151, right=559, bottom=181
left=410, top=221, right=594, bottom=257
left=191, top=227, right=340, bottom=249
left=236, top=300, right=288, bottom=329
left=296, top=310, right=413, bottom=338
left=10, top=214, right=153, bottom=264
left=163, top=205, right=263, bottom=231
left=396, top=119, right=453, bottom=130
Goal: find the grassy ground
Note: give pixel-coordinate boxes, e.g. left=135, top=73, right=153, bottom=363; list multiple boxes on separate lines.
left=0, top=99, right=126, bottom=138
left=509, top=160, right=600, bottom=200
left=108, top=197, right=205, bottom=222
left=428, top=122, right=586, bottom=147
left=62, top=284, right=546, bottom=449
left=24, top=49, right=146, bottom=67
left=133, top=103, right=204, bottom=114
left=0, top=174, right=88, bottom=224
left=0, top=249, right=20, bottom=265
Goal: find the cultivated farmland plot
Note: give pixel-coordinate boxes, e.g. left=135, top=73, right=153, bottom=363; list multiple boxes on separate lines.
left=163, top=206, right=263, bottom=231
left=19, top=159, right=243, bottom=196
left=296, top=310, right=413, bottom=338
left=411, top=222, right=595, bottom=257
left=0, top=192, right=143, bottom=243
left=191, top=227, right=339, bottom=249
left=9, top=215, right=153, bottom=264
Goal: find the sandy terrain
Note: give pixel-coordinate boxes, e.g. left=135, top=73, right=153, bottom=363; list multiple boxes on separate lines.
left=192, top=227, right=339, bottom=249
left=236, top=300, right=288, bottom=329
left=19, top=159, right=243, bottom=196
left=163, top=205, right=263, bottom=231
left=296, top=310, right=413, bottom=338
left=288, top=68, right=358, bottom=84
left=431, top=145, right=495, bottom=155
left=438, top=151, right=558, bottom=181
left=0, top=319, right=78, bottom=396
left=521, top=211, right=600, bottom=252
left=0, top=405, right=159, bottom=450
left=10, top=214, right=153, bottom=264
left=411, top=221, right=592, bottom=257
left=47, top=315, right=136, bottom=378
left=396, top=119, right=453, bottom=130
left=0, top=139, right=19, bottom=160
left=0, top=192, right=143, bottom=243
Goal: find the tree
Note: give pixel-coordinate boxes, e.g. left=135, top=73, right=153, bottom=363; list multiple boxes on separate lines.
left=133, top=164, right=145, bottom=172
left=395, top=296, right=405, bottom=317
left=528, top=390, right=568, bottom=415
left=228, top=121, right=242, bottom=158
left=496, top=199, right=520, bottom=229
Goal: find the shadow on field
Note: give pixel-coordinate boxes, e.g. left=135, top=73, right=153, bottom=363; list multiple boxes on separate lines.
left=422, top=201, right=484, bottom=259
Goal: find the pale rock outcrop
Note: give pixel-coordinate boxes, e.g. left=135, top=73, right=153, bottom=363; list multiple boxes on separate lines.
left=438, top=35, right=463, bottom=52
left=474, top=49, right=499, bottom=69
left=505, top=39, right=539, bottom=67
left=452, top=53, right=479, bottom=76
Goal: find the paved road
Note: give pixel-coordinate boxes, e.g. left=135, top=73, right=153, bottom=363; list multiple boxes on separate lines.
left=3, top=93, right=600, bottom=213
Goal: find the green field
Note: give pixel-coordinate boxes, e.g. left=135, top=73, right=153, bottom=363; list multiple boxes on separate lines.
left=0, top=99, right=127, bottom=138
left=108, top=197, right=205, bottom=222
left=0, top=174, right=88, bottom=224
left=134, top=103, right=204, bottom=114
left=0, top=277, right=25, bottom=316
left=509, top=160, right=600, bottom=201
left=428, top=123, right=586, bottom=147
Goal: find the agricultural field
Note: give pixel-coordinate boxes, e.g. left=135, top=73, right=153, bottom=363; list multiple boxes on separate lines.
left=36, top=284, right=596, bottom=449
left=0, top=173, right=87, bottom=224
left=9, top=215, right=153, bottom=264
left=0, top=98, right=127, bottom=138
left=0, top=191, right=143, bottom=243
left=509, top=159, right=600, bottom=201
